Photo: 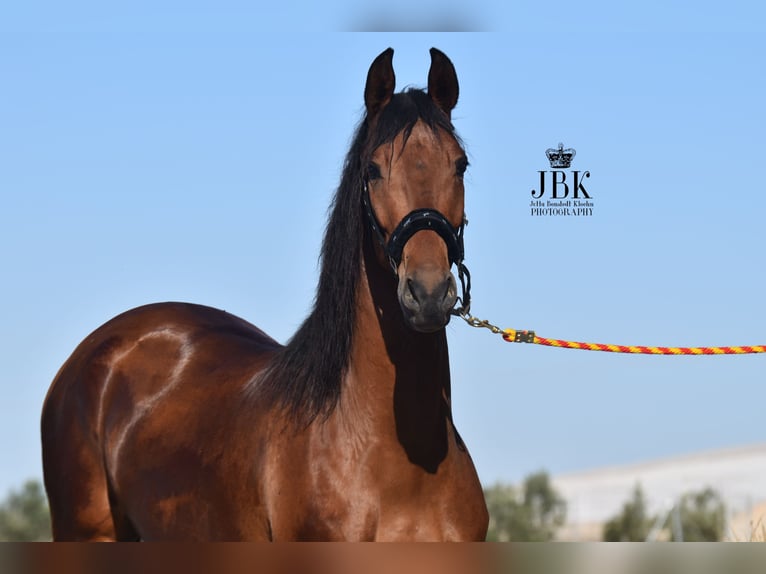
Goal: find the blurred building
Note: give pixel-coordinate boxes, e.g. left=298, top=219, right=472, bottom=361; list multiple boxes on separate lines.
left=552, top=443, right=766, bottom=541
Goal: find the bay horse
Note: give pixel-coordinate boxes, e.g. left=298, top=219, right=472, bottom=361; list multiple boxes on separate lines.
left=41, top=47, right=488, bottom=541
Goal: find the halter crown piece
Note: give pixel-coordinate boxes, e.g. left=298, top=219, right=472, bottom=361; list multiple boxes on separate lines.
left=362, top=179, right=472, bottom=317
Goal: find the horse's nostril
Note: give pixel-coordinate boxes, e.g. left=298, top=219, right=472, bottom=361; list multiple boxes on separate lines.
left=402, top=278, right=423, bottom=313
left=406, top=278, right=420, bottom=304
left=445, top=280, right=456, bottom=303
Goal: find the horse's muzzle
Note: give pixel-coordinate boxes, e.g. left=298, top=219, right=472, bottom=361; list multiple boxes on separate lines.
left=398, top=269, right=458, bottom=333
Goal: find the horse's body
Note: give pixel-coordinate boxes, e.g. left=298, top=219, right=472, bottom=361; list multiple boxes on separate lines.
left=41, top=48, right=489, bottom=541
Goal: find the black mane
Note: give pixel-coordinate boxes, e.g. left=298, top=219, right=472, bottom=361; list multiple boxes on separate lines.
left=257, top=89, right=461, bottom=423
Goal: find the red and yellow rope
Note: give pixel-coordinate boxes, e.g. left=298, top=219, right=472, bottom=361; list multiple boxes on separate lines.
left=502, top=329, right=766, bottom=355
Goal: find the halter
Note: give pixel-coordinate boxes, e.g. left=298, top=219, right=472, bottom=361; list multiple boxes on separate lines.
left=362, top=179, right=472, bottom=316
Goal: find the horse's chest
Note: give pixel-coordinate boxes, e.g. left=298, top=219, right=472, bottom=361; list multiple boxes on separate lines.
left=288, top=458, right=486, bottom=541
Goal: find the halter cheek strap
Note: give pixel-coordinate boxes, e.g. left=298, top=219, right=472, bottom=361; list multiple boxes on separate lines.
left=362, top=180, right=472, bottom=316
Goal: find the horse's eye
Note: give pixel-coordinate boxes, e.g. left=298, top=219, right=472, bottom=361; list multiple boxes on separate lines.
left=367, top=163, right=382, bottom=181
left=455, top=156, right=469, bottom=178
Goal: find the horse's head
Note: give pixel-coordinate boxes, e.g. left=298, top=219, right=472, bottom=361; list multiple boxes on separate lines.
left=362, top=48, right=467, bottom=333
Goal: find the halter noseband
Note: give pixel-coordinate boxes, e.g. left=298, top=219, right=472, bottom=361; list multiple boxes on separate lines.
left=362, top=179, right=472, bottom=316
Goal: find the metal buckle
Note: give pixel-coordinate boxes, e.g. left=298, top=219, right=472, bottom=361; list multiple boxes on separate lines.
left=514, top=330, right=536, bottom=343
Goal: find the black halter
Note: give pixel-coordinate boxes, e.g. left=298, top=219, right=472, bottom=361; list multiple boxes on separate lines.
left=362, top=179, right=472, bottom=316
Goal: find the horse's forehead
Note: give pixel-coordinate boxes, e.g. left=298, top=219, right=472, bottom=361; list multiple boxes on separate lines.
left=385, top=122, right=460, bottom=164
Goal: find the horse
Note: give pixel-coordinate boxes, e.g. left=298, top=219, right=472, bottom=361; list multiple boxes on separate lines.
left=41, top=47, right=489, bottom=541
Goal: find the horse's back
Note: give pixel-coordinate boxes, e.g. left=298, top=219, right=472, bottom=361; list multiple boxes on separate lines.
left=41, top=302, right=281, bottom=540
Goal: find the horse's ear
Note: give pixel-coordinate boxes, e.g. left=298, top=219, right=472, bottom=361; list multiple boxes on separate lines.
left=427, top=48, right=459, bottom=118
left=365, top=48, right=395, bottom=118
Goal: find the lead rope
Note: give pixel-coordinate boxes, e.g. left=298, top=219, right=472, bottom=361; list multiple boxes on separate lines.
left=456, top=312, right=766, bottom=355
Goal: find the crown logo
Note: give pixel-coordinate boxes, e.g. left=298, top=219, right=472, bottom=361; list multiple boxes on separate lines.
left=546, top=143, right=576, bottom=169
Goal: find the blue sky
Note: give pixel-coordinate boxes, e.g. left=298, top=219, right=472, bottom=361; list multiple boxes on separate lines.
left=1, top=2, right=764, bottom=497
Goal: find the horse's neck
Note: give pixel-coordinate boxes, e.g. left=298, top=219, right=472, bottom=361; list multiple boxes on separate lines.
left=338, top=241, right=453, bottom=468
